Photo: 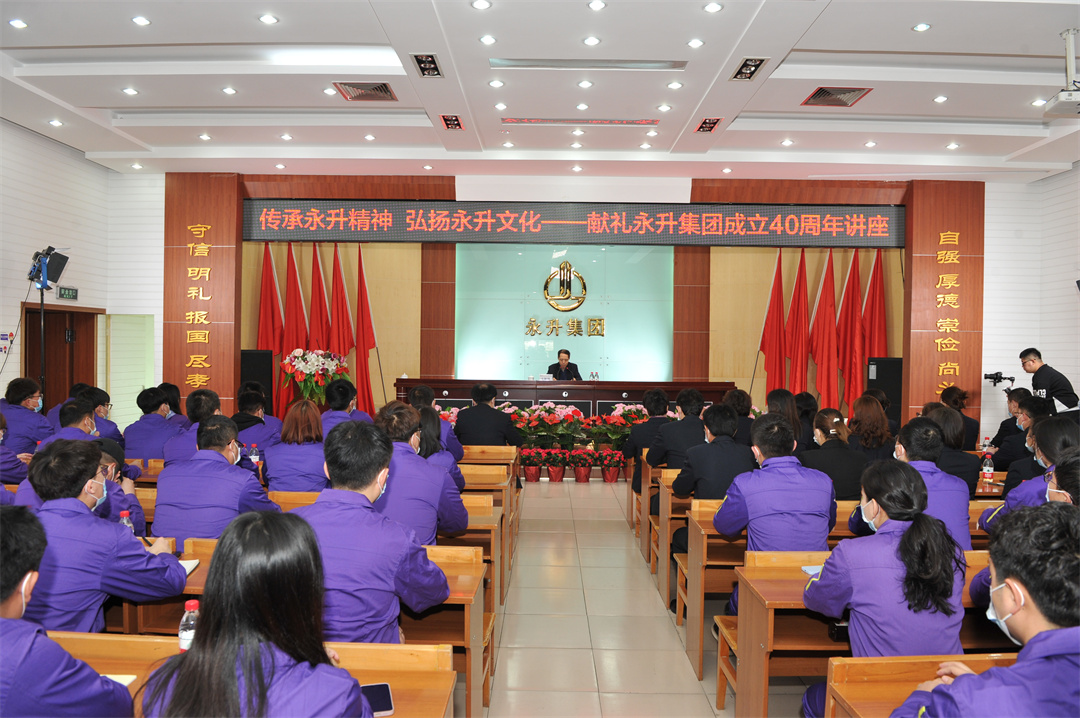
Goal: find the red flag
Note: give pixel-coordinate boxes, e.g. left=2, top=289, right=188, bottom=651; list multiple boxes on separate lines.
left=353, top=245, right=378, bottom=416
left=328, top=244, right=355, bottom=357
left=256, top=243, right=283, bottom=354
left=758, top=250, right=787, bottom=394
left=308, top=244, right=331, bottom=350
left=282, top=242, right=308, bottom=356
left=810, top=250, right=840, bottom=409
left=837, top=251, right=865, bottom=415
left=785, top=249, right=810, bottom=394
left=863, top=248, right=888, bottom=359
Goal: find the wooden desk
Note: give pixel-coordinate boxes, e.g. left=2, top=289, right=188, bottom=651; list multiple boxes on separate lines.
left=461, top=472, right=513, bottom=606
left=440, top=505, right=504, bottom=616
left=684, top=509, right=746, bottom=680
left=655, top=472, right=690, bottom=602
left=639, top=456, right=662, bottom=563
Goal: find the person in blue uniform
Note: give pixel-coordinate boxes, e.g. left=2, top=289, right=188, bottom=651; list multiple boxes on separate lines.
left=124, top=386, right=185, bottom=460
left=408, top=384, right=464, bottom=461
left=142, top=511, right=372, bottom=718
left=45, top=382, right=90, bottom=433
left=322, top=379, right=373, bottom=437
left=35, top=399, right=99, bottom=451
left=622, top=388, right=670, bottom=494
left=157, top=382, right=191, bottom=431
left=799, top=408, right=869, bottom=501
left=713, top=412, right=836, bottom=614
left=0, top=414, right=31, bottom=485
left=76, top=387, right=124, bottom=449
left=263, top=399, right=328, bottom=492
left=546, top=349, right=582, bottom=381
left=230, top=389, right=281, bottom=452
left=0, top=505, right=134, bottom=717
left=802, top=459, right=966, bottom=717
left=162, top=388, right=222, bottom=465
left=0, top=378, right=52, bottom=456
left=891, top=502, right=1079, bottom=718
left=647, top=388, right=706, bottom=471
left=417, top=406, right=465, bottom=491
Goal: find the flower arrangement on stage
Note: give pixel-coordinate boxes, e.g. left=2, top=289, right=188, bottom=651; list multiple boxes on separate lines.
left=596, top=448, right=627, bottom=469
left=540, top=448, right=569, bottom=467
left=519, top=447, right=546, bottom=467
left=609, top=403, right=649, bottom=424
left=280, top=349, right=350, bottom=404
left=566, top=448, right=596, bottom=468
left=581, top=413, right=634, bottom=449
left=510, top=403, right=585, bottom=449
left=436, top=405, right=460, bottom=425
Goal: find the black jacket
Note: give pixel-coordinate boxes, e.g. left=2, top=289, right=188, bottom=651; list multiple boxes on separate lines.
left=453, top=404, right=523, bottom=447
left=799, top=439, right=869, bottom=501
left=647, top=415, right=706, bottom=471
left=1002, top=457, right=1042, bottom=498
left=622, top=416, right=668, bottom=493
left=990, top=416, right=1021, bottom=448
left=546, top=362, right=582, bottom=381
left=733, top=415, right=754, bottom=446
left=1032, top=364, right=1079, bottom=410
left=672, top=435, right=757, bottom=500
left=936, top=446, right=981, bottom=498
left=847, top=433, right=894, bottom=462
left=960, top=413, right=981, bottom=451
left=991, top=432, right=1029, bottom=472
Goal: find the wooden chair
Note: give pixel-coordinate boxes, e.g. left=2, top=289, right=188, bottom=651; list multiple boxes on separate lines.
left=970, top=500, right=1002, bottom=549
left=828, top=501, right=860, bottom=546
left=146, top=459, right=164, bottom=474
left=135, top=487, right=156, bottom=523
left=651, top=468, right=687, bottom=589
left=183, top=537, right=218, bottom=557
left=623, top=455, right=637, bottom=530
left=459, top=464, right=509, bottom=484
left=4, top=484, right=17, bottom=494
left=673, top=498, right=724, bottom=626
left=460, top=493, right=494, bottom=512
left=124, top=457, right=146, bottom=468
left=638, top=449, right=663, bottom=561
left=268, top=491, right=320, bottom=512
left=326, top=640, right=454, bottom=672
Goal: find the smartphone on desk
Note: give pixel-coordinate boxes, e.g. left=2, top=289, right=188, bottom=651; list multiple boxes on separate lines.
left=361, top=683, right=394, bottom=717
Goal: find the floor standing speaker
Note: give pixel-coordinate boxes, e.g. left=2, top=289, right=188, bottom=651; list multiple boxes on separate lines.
left=866, top=357, right=902, bottom=425
left=240, top=350, right=275, bottom=410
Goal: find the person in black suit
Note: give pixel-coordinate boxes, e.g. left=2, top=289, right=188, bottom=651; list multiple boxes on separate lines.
left=798, top=408, right=869, bottom=501
left=621, top=389, right=670, bottom=494
left=452, top=384, right=523, bottom=448
left=647, top=388, right=706, bottom=472
left=794, top=392, right=819, bottom=454
left=862, top=388, right=900, bottom=438
left=546, top=349, right=582, bottom=382
left=722, top=389, right=755, bottom=447
left=989, top=388, right=1030, bottom=449
left=848, top=395, right=895, bottom=461
left=940, top=386, right=980, bottom=450
left=926, top=405, right=981, bottom=498
left=992, top=396, right=1051, bottom=471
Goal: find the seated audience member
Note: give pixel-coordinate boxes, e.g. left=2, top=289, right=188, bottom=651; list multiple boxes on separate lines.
left=794, top=392, right=819, bottom=452
left=263, top=400, right=329, bottom=492
left=669, top=404, right=756, bottom=554
left=622, top=388, right=670, bottom=494
left=158, top=382, right=191, bottom=430
left=0, top=414, right=32, bottom=485
left=22, top=440, right=184, bottom=631
left=76, top=387, right=124, bottom=448
left=647, top=388, right=706, bottom=470
left=374, top=402, right=468, bottom=545
left=142, top=511, right=372, bottom=718
left=0, top=378, right=52, bottom=455
left=892, top=503, right=1079, bottom=718
left=847, top=395, right=895, bottom=461
left=0, top=505, right=134, bottom=716
left=35, top=400, right=99, bottom=451
left=45, top=382, right=91, bottom=433
left=713, top=413, right=836, bottom=614
left=453, top=383, right=524, bottom=447
left=799, top=408, right=869, bottom=501
left=237, top=380, right=283, bottom=432
left=940, top=385, right=980, bottom=450
left=124, top=386, right=185, bottom=460
left=989, top=388, right=1030, bottom=450
left=162, top=388, right=222, bottom=464
left=802, top=460, right=966, bottom=718
left=230, top=389, right=282, bottom=451
left=722, top=388, right=755, bottom=446
left=408, top=384, right=464, bottom=461
left=926, top=405, right=982, bottom=498
left=153, top=416, right=280, bottom=547
left=851, top=417, right=971, bottom=549
left=292, top=422, right=449, bottom=644
left=992, top=396, right=1052, bottom=471
left=862, top=387, right=900, bottom=437
left=417, top=406, right=465, bottom=491
left=1001, top=419, right=1043, bottom=497
left=767, top=389, right=811, bottom=455
left=322, top=379, right=373, bottom=437
left=546, top=348, right=582, bottom=382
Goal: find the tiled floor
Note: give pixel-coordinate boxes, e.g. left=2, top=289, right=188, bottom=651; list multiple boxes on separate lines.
left=453, top=478, right=814, bottom=718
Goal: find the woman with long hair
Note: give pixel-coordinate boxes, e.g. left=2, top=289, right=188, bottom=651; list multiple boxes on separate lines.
left=722, top=388, right=754, bottom=446
left=926, top=405, right=981, bottom=498
left=157, top=382, right=191, bottom=430
left=794, top=392, right=819, bottom=450
left=417, top=406, right=465, bottom=491
left=940, top=385, right=979, bottom=450
left=847, top=395, right=894, bottom=460
left=142, top=512, right=371, bottom=717
left=262, top=400, right=328, bottom=492
left=767, top=389, right=807, bottom=453
left=799, top=408, right=868, bottom=500
left=802, top=460, right=966, bottom=718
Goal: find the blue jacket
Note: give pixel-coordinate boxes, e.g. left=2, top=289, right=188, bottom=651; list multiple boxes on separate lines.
left=375, top=442, right=468, bottom=546
left=0, top=400, right=53, bottom=455
left=263, top=441, right=330, bottom=492
left=124, top=413, right=184, bottom=460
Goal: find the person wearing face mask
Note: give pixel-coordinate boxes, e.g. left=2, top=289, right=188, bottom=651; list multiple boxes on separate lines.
left=161, top=388, right=223, bottom=465
left=0, top=378, right=53, bottom=456
left=262, top=399, right=329, bottom=492
left=991, top=396, right=1051, bottom=472
left=0, top=505, right=134, bottom=716
left=372, top=402, right=467, bottom=546
left=292, top=421, right=449, bottom=643
left=0, top=414, right=33, bottom=485
left=123, top=386, right=185, bottom=460
left=152, top=416, right=280, bottom=548
left=322, top=379, right=374, bottom=437
left=987, top=387, right=1031, bottom=452
left=925, top=406, right=982, bottom=499
left=76, top=386, right=124, bottom=449
left=33, top=400, right=99, bottom=451
left=799, top=408, right=869, bottom=501
left=1001, top=419, right=1045, bottom=497
left=802, top=460, right=966, bottom=718
left=21, top=440, right=183, bottom=632
left=891, top=502, right=1080, bottom=718
left=44, top=382, right=91, bottom=433
left=157, top=382, right=191, bottom=431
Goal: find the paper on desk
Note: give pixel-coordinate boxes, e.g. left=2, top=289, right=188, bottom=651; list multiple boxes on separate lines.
left=802, top=565, right=823, bottom=576
left=104, top=674, right=138, bottom=687
left=179, top=559, right=200, bottom=576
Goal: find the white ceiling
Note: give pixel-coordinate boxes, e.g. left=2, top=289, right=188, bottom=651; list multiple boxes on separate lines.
left=2, top=0, right=1078, bottom=183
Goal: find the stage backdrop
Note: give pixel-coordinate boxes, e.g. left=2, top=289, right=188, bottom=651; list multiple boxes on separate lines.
left=454, top=244, right=673, bottom=381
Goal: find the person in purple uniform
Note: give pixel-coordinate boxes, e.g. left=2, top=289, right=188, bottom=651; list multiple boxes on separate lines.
left=408, top=384, right=465, bottom=461
left=237, top=379, right=284, bottom=433
left=292, top=420, right=449, bottom=643
left=162, top=388, right=221, bottom=465
left=374, top=401, right=468, bottom=546
left=713, top=413, right=837, bottom=614
left=802, top=460, right=966, bottom=718
left=36, top=399, right=100, bottom=451
left=0, top=414, right=32, bottom=485
left=263, top=400, right=329, bottom=492
left=417, top=406, right=465, bottom=491
left=230, top=389, right=282, bottom=452
left=157, top=382, right=192, bottom=431
left=891, top=503, right=1080, bottom=718
left=0, top=505, right=134, bottom=717
left=76, top=386, right=124, bottom=449
left=849, top=417, right=972, bottom=550
left=142, top=511, right=371, bottom=718
left=45, top=382, right=91, bottom=433
left=123, top=386, right=184, bottom=460
left=22, top=440, right=185, bottom=632
left=153, top=416, right=280, bottom=548
left=0, top=378, right=52, bottom=455
left=322, top=379, right=373, bottom=437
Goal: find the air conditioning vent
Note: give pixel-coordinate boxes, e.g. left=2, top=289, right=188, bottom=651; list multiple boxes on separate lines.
left=802, top=87, right=872, bottom=107
left=332, top=82, right=398, bottom=102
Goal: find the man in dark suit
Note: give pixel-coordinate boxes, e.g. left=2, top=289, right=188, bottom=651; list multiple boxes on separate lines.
left=621, top=389, right=670, bottom=495
left=647, top=388, right=706, bottom=472
left=546, top=349, right=582, bottom=382
left=453, top=383, right=523, bottom=447
left=992, top=396, right=1051, bottom=471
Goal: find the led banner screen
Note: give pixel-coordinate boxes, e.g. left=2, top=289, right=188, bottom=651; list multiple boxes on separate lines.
left=243, top=199, right=904, bottom=248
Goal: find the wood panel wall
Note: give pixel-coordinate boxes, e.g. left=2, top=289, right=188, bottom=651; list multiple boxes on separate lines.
left=420, top=244, right=456, bottom=379
left=673, top=246, right=711, bottom=382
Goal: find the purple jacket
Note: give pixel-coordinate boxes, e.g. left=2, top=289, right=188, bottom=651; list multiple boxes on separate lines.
left=1, top=446, right=27, bottom=484
left=321, top=409, right=372, bottom=438
left=95, top=416, right=125, bottom=449
left=152, top=450, right=280, bottom=547
left=427, top=449, right=466, bottom=491
left=889, top=626, right=1080, bottom=718
left=350, top=409, right=373, bottom=423
left=166, top=412, right=191, bottom=431
left=0, top=487, right=13, bottom=505
left=804, top=520, right=964, bottom=658
left=0, top=617, right=134, bottom=717
left=15, top=479, right=147, bottom=536
left=124, top=413, right=184, bottom=460
left=440, top=418, right=464, bottom=461
left=46, top=397, right=75, bottom=433
left=162, top=423, right=199, bottom=465
left=293, top=490, right=450, bottom=643
left=237, top=421, right=281, bottom=453
left=969, top=566, right=991, bottom=608
left=375, top=443, right=469, bottom=546
left=144, top=642, right=371, bottom=718
left=35, top=427, right=142, bottom=482
left=979, top=471, right=1048, bottom=533
left=0, top=400, right=54, bottom=455
left=263, top=441, right=329, bottom=492
left=24, top=498, right=186, bottom=632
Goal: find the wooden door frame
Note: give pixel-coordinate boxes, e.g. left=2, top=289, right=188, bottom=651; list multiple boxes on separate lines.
left=20, top=302, right=104, bottom=390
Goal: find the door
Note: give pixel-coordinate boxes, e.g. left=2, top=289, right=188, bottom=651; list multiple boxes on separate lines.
left=22, top=305, right=98, bottom=408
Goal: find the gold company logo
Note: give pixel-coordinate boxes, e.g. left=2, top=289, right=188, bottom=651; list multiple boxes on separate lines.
left=543, top=261, right=587, bottom=312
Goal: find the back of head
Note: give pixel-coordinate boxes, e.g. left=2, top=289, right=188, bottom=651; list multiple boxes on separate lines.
left=1019, top=347, right=1042, bottom=362
left=850, top=395, right=892, bottom=448
left=28, top=439, right=102, bottom=501
left=642, top=388, right=670, bottom=417
left=325, top=379, right=357, bottom=411
left=186, top=389, right=221, bottom=425
left=925, top=406, right=965, bottom=450
left=5, top=377, right=40, bottom=406
left=795, top=392, right=819, bottom=423
left=237, top=381, right=268, bottom=399
left=813, top=408, right=850, bottom=442
left=197, top=415, right=238, bottom=451
left=471, top=383, right=497, bottom=404
left=94, top=437, right=125, bottom=467
left=939, top=386, right=968, bottom=411
left=702, top=404, right=737, bottom=438
left=59, top=399, right=94, bottom=429
left=989, top=503, right=1079, bottom=628
left=417, top=406, right=443, bottom=458
left=676, top=388, right=704, bottom=418
left=158, top=382, right=183, bottom=415
left=1006, top=387, right=1032, bottom=405
left=722, top=388, right=752, bottom=417
left=280, top=399, right=323, bottom=445
left=1052, top=447, right=1079, bottom=504
left=861, top=387, right=891, bottom=412
left=236, top=390, right=266, bottom=415
left=921, top=401, right=944, bottom=417
left=898, top=417, right=944, bottom=462
left=408, top=385, right=436, bottom=409
left=374, top=401, right=421, bottom=443
left=1032, top=417, right=1080, bottom=466
left=137, top=387, right=168, bottom=415
left=76, top=386, right=110, bottom=411
left=750, top=412, right=795, bottom=460
left=1, top=505, right=47, bottom=602
left=1018, top=396, right=1052, bottom=421
left=766, top=389, right=801, bottom=436
left=324, top=420, right=393, bottom=491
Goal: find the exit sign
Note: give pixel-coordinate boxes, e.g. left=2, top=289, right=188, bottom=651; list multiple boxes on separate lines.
left=56, top=286, right=78, bottom=300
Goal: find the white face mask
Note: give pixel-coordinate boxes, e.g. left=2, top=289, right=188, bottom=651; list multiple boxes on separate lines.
left=377, top=476, right=388, bottom=500
left=986, top=582, right=1023, bottom=646
left=231, top=443, right=242, bottom=465
left=1046, top=485, right=1070, bottom=503
left=33, top=397, right=43, bottom=412
left=892, top=448, right=900, bottom=460
left=859, top=501, right=878, bottom=532
left=19, top=574, right=30, bottom=618
left=91, top=477, right=108, bottom=510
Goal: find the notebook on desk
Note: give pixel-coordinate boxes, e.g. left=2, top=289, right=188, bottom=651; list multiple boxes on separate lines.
left=179, top=559, right=200, bottom=575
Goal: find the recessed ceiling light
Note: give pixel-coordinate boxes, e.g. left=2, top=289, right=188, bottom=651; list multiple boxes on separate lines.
left=364, top=134, right=375, bottom=141
left=280, top=134, right=292, bottom=141
left=571, top=129, right=585, bottom=136
left=472, top=0, right=492, bottom=8
left=198, top=133, right=211, bottom=141
left=667, top=81, right=683, bottom=90
left=912, top=23, right=931, bottom=32
left=502, top=141, right=514, bottom=148
left=323, top=87, right=337, bottom=95
left=571, top=142, right=582, bottom=148
left=583, top=36, right=601, bottom=46
left=423, top=164, right=433, bottom=170
left=275, top=164, right=286, bottom=169
left=480, top=35, right=496, bottom=45
left=122, top=87, right=139, bottom=95
left=578, top=80, right=593, bottom=89
left=781, top=139, right=794, bottom=146
left=722, top=167, right=732, bottom=173
left=657, top=104, right=671, bottom=112
left=131, top=16, right=150, bottom=26
left=864, top=141, right=877, bottom=148
left=705, top=3, right=723, bottom=12
left=571, top=166, right=583, bottom=172
left=946, top=142, right=959, bottom=150
left=494, top=102, right=507, bottom=110
left=131, top=163, right=143, bottom=169
left=639, top=143, right=651, bottom=149
left=9, top=19, right=27, bottom=28
left=260, top=14, right=278, bottom=24
left=49, top=120, right=63, bottom=127
left=589, top=0, right=606, bottom=10
left=577, top=103, right=589, bottom=110
left=489, top=80, right=504, bottom=88
left=646, top=130, right=658, bottom=137
left=222, top=87, right=237, bottom=95
left=687, top=38, right=704, bottom=48
left=1031, top=98, right=1047, bottom=107
left=933, top=95, right=948, bottom=103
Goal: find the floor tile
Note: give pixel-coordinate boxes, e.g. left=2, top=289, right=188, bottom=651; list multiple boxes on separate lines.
left=584, top=587, right=669, bottom=616
left=524, top=496, right=572, bottom=508
left=521, top=505, right=575, bottom=520
left=510, top=564, right=583, bottom=589
left=504, top=587, right=587, bottom=615
left=493, top=648, right=599, bottom=692
left=600, top=692, right=718, bottom=718
left=575, top=532, right=638, bottom=549
left=589, top=615, right=685, bottom=651
left=569, top=497, right=624, bottom=509
left=766, top=689, right=807, bottom=717
left=573, top=520, right=632, bottom=534
left=572, top=507, right=628, bottom=522
left=578, top=547, right=648, bottom=567
left=501, top=614, right=592, bottom=648
left=593, top=649, right=705, bottom=694
left=519, top=518, right=576, bottom=533
left=522, top=483, right=569, bottom=498
left=488, top=690, right=603, bottom=718
left=580, top=566, right=657, bottom=591
left=514, top=532, right=578, bottom=550
left=514, top=546, right=580, bottom=566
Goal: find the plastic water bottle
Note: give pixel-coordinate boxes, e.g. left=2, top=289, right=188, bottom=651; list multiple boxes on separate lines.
left=980, top=436, right=991, bottom=452
left=119, top=510, right=135, bottom=532
left=178, top=599, right=199, bottom=652
left=980, top=453, right=995, bottom=484
left=249, top=444, right=260, bottom=465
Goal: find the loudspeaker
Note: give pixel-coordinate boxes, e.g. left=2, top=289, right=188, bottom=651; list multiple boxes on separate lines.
left=866, top=357, right=902, bottom=425
left=240, top=350, right=275, bottom=411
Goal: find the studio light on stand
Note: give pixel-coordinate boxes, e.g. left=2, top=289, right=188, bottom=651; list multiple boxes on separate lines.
left=26, top=247, right=69, bottom=398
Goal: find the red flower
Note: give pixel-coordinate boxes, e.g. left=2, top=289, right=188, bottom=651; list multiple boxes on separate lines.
left=295, top=372, right=306, bottom=382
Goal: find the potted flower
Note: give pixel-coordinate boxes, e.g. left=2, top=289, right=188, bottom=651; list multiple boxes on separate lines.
left=596, top=449, right=627, bottom=483
left=520, top=447, right=545, bottom=483
left=542, top=448, right=568, bottom=483
left=567, top=448, right=596, bottom=483
left=280, top=349, right=350, bottom=405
